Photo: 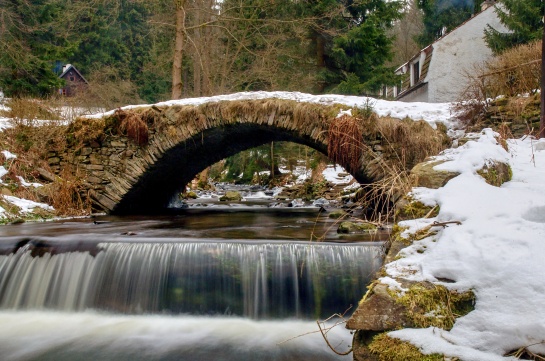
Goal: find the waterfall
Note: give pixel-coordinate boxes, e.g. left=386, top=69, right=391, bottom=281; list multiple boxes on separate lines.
left=0, top=241, right=382, bottom=319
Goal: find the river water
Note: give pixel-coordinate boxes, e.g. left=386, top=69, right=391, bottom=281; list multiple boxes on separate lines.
left=0, top=196, right=384, bottom=360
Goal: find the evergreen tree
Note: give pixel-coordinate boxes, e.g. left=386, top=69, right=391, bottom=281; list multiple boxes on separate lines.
left=484, top=0, right=544, bottom=54
left=0, top=0, right=67, bottom=97
left=416, top=0, right=483, bottom=48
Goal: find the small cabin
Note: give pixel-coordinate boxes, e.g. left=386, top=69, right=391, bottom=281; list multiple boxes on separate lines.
left=59, top=64, right=88, bottom=97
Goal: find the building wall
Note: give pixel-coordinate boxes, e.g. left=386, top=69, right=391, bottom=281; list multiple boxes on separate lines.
left=425, top=5, right=508, bottom=103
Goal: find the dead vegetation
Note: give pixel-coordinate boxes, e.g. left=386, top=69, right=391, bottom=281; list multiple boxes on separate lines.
left=0, top=98, right=92, bottom=218
left=457, top=40, right=541, bottom=135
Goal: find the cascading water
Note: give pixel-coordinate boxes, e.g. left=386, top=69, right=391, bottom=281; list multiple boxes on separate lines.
left=0, top=211, right=385, bottom=361
left=0, top=241, right=380, bottom=319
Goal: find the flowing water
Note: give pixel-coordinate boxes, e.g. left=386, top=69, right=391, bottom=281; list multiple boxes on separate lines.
left=0, top=203, right=384, bottom=360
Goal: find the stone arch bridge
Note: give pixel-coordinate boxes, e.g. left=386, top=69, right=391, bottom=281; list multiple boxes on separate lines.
left=50, top=97, right=448, bottom=214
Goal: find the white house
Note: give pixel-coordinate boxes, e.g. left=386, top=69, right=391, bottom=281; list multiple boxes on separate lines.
left=391, top=0, right=509, bottom=103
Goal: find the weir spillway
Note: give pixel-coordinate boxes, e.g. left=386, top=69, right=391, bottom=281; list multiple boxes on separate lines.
left=0, top=241, right=382, bottom=319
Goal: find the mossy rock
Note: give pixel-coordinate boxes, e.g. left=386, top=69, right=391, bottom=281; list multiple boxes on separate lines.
left=477, top=161, right=512, bottom=187
left=395, top=282, right=475, bottom=330
left=410, top=160, right=459, bottom=189
left=347, top=283, right=413, bottom=331
left=395, top=198, right=439, bottom=221
left=186, top=191, right=198, bottom=199
left=368, top=334, right=444, bottom=361
left=328, top=210, right=348, bottom=219
left=219, top=190, right=242, bottom=201
left=337, top=221, right=377, bottom=234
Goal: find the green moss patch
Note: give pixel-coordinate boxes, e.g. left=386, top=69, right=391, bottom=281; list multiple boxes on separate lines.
left=477, top=161, right=512, bottom=187
left=396, top=198, right=439, bottom=221
left=337, top=221, right=377, bottom=234
left=395, top=283, right=475, bottom=330
left=368, top=334, right=445, bottom=361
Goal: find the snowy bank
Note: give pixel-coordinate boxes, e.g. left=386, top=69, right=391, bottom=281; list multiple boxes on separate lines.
left=380, top=131, right=545, bottom=360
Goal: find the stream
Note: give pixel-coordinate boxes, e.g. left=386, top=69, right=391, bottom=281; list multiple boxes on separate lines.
left=0, top=190, right=385, bottom=361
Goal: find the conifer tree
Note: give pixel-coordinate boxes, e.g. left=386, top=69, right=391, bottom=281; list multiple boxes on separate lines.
left=484, top=0, right=544, bottom=54
left=416, top=0, right=483, bottom=48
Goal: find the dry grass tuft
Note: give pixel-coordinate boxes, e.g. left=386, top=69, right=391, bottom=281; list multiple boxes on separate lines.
left=114, top=109, right=149, bottom=146
left=328, top=115, right=364, bottom=174
left=1, top=98, right=61, bottom=124
left=48, top=167, right=92, bottom=216
left=457, top=40, right=541, bottom=127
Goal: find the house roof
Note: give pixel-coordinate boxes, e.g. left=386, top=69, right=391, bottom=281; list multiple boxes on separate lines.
left=59, top=64, right=88, bottom=84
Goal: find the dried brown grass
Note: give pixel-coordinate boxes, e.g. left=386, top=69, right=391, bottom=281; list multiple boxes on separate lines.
left=457, top=40, right=541, bottom=126
left=114, top=109, right=149, bottom=146
left=328, top=115, right=364, bottom=174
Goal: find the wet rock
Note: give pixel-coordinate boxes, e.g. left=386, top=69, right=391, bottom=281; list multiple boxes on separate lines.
left=219, top=191, right=242, bottom=201
left=288, top=199, right=305, bottom=207
left=312, top=197, right=330, bottom=207
left=328, top=210, right=348, bottom=219
left=337, top=221, right=377, bottom=234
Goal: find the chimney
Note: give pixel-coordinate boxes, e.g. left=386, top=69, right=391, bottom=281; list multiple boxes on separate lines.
left=62, top=64, right=72, bottom=73
left=481, top=0, right=496, bottom=11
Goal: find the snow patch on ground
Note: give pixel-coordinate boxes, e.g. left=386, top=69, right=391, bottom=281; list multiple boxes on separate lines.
left=383, top=131, right=545, bottom=360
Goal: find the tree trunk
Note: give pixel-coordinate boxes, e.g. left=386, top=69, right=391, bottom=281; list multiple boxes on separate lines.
left=172, top=0, right=187, bottom=100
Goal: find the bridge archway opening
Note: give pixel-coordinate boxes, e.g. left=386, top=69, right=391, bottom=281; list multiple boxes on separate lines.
left=113, top=123, right=367, bottom=214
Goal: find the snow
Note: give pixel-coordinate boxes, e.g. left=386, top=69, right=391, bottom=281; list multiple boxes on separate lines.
left=322, top=165, right=353, bottom=185
left=87, top=91, right=458, bottom=129
left=1, top=150, right=16, bottom=160
left=16, top=176, right=42, bottom=188
left=2, top=196, right=53, bottom=213
left=381, top=131, right=545, bottom=360
left=0, top=166, right=8, bottom=182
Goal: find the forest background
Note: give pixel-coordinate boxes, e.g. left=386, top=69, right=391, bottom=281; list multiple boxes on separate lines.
left=0, top=0, right=498, bottom=105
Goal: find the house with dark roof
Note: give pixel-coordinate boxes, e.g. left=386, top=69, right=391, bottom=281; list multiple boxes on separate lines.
left=59, top=64, right=88, bottom=96
left=389, top=0, right=508, bottom=103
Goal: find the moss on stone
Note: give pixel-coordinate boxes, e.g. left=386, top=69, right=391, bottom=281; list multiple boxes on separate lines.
left=368, top=334, right=445, bottom=361
left=337, top=221, right=377, bottom=234
left=477, top=161, right=512, bottom=187
left=328, top=210, right=348, bottom=219
left=395, top=282, right=475, bottom=330
left=396, top=198, right=439, bottom=221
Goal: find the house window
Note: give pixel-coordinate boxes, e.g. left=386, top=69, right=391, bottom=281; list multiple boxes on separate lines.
left=412, top=62, right=420, bottom=85
left=69, top=76, right=75, bottom=81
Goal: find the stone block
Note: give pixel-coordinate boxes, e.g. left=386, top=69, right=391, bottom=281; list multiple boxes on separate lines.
left=346, top=284, right=412, bottom=331
left=410, top=160, right=459, bottom=189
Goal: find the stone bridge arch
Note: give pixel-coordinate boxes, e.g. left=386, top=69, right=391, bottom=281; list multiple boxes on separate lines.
left=53, top=98, right=448, bottom=214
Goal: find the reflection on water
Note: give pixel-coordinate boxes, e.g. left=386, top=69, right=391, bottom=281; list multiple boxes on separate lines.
left=0, top=208, right=388, bottom=242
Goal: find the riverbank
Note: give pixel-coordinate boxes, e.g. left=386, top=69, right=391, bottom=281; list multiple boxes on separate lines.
left=350, top=130, right=545, bottom=360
